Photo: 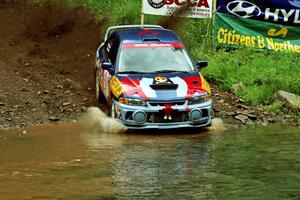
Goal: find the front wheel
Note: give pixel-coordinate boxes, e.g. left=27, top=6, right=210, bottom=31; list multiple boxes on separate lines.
left=106, top=99, right=117, bottom=118
left=110, top=100, right=116, bottom=118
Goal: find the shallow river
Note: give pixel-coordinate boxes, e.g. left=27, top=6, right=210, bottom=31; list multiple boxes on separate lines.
left=0, top=123, right=299, bottom=200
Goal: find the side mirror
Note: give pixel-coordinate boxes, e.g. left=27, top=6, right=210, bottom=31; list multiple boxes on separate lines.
left=102, top=62, right=114, bottom=74
left=196, top=60, right=208, bottom=69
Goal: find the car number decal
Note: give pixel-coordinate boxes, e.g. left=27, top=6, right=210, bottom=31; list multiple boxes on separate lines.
left=110, top=76, right=124, bottom=98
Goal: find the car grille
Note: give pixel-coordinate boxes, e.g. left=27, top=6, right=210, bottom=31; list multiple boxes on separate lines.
left=124, top=107, right=209, bottom=124
left=148, top=111, right=189, bottom=123
left=148, top=100, right=186, bottom=107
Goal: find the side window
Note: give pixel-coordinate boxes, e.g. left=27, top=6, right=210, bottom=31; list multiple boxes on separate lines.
left=104, top=35, right=119, bottom=65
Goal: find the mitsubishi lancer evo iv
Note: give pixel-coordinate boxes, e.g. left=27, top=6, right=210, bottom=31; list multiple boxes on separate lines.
left=94, top=25, right=212, bottom=129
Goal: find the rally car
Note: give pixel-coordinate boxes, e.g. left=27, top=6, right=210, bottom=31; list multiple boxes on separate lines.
left=94, top=25, right=212, bottom=129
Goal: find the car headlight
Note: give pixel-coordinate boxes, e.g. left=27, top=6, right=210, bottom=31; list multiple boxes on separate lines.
left=119, top=97, right=146, bottom=106
left=188, top=95, right=211, bottom=105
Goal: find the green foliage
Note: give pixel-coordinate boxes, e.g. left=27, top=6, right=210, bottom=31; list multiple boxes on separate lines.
left=204, top=49, right=300, bottom=104
left=33, top=0, right=300, bottom=106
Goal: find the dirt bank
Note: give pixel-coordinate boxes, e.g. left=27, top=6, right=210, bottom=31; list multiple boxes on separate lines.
left=0, top=1, right=297, bottom=129
left=0, top=0, right=106, bottom=128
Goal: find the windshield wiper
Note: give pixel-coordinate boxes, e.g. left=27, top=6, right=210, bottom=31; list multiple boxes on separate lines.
left=118, top=71, right=148, bottom=74
left=151, top=70, right=188, bottom=73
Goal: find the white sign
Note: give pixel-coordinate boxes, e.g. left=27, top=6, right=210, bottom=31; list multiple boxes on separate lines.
left=143, top=0, right=213, bottom=18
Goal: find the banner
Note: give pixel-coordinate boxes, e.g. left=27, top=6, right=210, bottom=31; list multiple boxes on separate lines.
left=215, top=0, right=300, bottom=52
left=215, top=13, right=300, bottom=52
left=142, top=0, right=213, bottom=18
left=217, top=0, right=300, bottom=26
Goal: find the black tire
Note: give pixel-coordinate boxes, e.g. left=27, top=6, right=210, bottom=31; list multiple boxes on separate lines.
left=94, top=68, right=106, bottom=104
left=205, top=123, right=212, bottom=127
left=204, top=117, right=212, bottom=127
left=97, top=85, right=106, bottom=104
left=107, top=98, right=117, bottom=118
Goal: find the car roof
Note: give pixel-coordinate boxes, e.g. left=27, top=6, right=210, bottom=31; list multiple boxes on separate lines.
left=113, top=28, right=182, bottom=44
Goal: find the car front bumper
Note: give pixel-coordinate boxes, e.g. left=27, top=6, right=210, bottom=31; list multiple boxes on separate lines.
left=113, top=99, right=213, bottom=130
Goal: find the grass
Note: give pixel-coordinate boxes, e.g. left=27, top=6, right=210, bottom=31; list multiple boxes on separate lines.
left=204, top=50, right=300, bottom=104
left=33, top=0, right=300, bottom=106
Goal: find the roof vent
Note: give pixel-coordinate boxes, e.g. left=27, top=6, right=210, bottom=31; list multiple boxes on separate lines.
left=143, top=38, right=160, bottom=42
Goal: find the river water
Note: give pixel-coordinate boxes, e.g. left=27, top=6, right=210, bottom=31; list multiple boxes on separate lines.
left=0, top=122, right=299, bottom=200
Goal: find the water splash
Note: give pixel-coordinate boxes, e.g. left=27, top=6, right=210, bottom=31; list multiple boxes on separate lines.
left=80, top=107, right=127, bottom=133
left=206, top=118, right=227, bottom=132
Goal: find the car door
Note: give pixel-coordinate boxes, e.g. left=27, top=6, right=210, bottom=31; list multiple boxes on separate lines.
left=98, top=34, right=120, bottom=100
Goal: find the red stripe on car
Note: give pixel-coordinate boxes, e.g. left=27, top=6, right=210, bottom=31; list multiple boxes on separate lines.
left=122, top=43, right=184, bottom=49
left=183, top=76, right=207, bottom=99
left=121, top=78, right=149, bottom=100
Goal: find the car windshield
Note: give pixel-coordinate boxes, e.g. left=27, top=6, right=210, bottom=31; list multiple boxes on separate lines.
left=117, top=43, right=195, bottom=73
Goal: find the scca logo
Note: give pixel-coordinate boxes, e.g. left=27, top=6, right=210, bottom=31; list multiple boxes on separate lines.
left=148, top=0, right=210, bottom=9
left=227, top=0, right=261, bottom=18
left=148, top=0, right=165, bottom=9
left=165, top=0, right=209, bottom=7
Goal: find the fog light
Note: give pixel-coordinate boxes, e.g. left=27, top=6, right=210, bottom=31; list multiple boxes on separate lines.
left=189, top=109, right=202, bottom=122
left=133, top=111, right=147, bottom=124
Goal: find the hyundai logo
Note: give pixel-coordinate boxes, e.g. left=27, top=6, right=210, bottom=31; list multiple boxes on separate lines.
left=227, top=0, right=261, bottom=18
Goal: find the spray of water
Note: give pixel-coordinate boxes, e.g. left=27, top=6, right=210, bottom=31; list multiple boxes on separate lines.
left=206, top=118, right=227, bottom=132
left=80, top=107, right=226, bottom=134
left=80, top=107, right=127, bottom=133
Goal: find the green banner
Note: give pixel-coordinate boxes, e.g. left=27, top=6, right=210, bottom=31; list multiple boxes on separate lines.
left=215, top=13, right=300, bottom=53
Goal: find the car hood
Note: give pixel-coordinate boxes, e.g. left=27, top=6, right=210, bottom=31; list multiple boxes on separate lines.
left=113, top=72, right=209, bottom=101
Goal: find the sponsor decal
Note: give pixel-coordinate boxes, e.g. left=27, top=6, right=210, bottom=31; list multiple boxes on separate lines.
left=154, top=76, right=168, bottom=83
left=138, top=29, right=161, bottom=35
left=151, top=77, right=177, bottom=90
left=122, top=43, right=184, bottom=49
left=110, top=76, right=124, bottom=98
